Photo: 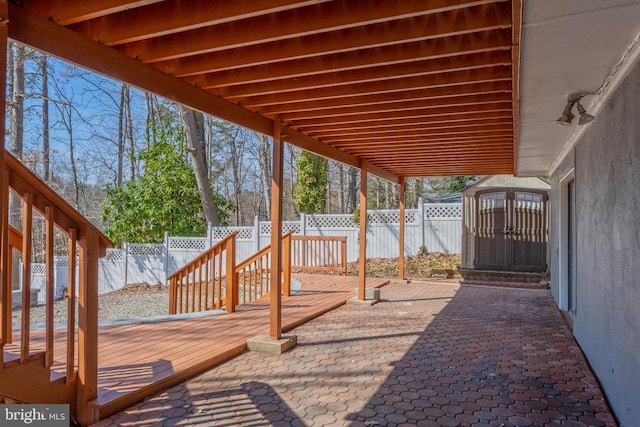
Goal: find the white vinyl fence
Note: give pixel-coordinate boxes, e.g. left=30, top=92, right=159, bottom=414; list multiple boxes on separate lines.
left=25, top=200, right=461, bottom=302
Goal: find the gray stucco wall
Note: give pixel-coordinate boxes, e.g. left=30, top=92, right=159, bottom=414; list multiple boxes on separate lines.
left=549, top=59, right=640, bottom=426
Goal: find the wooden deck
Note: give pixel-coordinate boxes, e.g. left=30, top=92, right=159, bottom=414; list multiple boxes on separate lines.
left=35, top=274, right=387, bottom=420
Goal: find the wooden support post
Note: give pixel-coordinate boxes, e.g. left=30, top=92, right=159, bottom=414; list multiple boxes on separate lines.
left=399, top=177, right=406, bottom=280
left=76, top=230, right=100, bottom=426
left=0, top=2, right=10, bottom=361
left=270, top=120, right=284, bottom=339
left=358, top=161, right=368, bottom=300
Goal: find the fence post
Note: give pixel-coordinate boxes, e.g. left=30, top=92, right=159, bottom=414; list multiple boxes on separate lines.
left=254, top=216, right=260, bottom=253
left=123, top=242, right=129, bottom=287
left=164, top=232, right=169, bottom=282
left=283, top=233, right=291, bottom=297
left=300, top=213, right=306, bottom=265
left=207, top=222, right=213, bottom=248
left=418, top=197, right=426, bottom=251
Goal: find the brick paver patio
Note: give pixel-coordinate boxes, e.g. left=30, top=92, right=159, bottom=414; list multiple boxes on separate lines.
left=94, top=281, right=616, bottom=426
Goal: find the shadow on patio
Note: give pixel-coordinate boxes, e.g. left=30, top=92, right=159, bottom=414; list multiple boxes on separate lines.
left=94, top=281, right=616, bottom=427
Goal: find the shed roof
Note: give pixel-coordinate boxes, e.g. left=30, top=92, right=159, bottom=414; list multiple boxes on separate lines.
left=461, top=174, right=550, bottom=195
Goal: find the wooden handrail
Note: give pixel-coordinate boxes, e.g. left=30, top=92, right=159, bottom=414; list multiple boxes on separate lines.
left=1, top=150, right=112, bottom=425
left=167, top=232, right=238, bottom=314
left=4, top=152, right=111, bottom=251
left=233, top=231, right=294, bottom=304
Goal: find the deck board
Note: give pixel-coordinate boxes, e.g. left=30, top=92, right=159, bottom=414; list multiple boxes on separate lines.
left=84, top=274, right=387, bottom=418
left=3, top=275, right=387, bottom=417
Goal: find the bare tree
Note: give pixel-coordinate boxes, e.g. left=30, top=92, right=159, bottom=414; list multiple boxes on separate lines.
left=116, top=85, right=126, bottom=185
left=346, top=168, right=359, bottom=213
left=39, top=53, right=51, bottom=181
left=257, top=134, right=271, bottom=219
left=180, top=106, right=221, bottom=226
left=123, top=85, right=135, bottom=181
left=7, top=43, right=26, bottom=289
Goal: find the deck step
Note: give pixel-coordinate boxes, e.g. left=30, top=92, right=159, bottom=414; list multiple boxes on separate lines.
left=0, top=356, right=75, bottom=405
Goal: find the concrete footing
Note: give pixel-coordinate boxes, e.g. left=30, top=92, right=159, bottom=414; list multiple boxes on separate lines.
left=347, top=287, right=380, bottom=305
left=247, top=333, right=298, bottom=354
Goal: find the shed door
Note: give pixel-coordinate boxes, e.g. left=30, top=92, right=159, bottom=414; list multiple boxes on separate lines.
left=475, top=189, right=548, bottom=272
left=475, top=191, right=509, bottom=270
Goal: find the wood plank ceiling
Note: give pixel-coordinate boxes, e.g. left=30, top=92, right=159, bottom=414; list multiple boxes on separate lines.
left=12, top=0, right=521, bottom=180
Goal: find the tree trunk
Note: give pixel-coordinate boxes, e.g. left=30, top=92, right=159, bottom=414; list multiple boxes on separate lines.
left=180, top=106, right=221, bottom=226
left=66, top=107, right=80, bottom=209
left=123, top=85, right=135, bottom=181
left=117, top=85, right=125, bottom=185
left=40, top=54, right=50, bottom=181
left=258, top=134, right=271, bottom=220
left=346, top=167, right=358, bottom=213
left=8, top=43, right=25, bottom=290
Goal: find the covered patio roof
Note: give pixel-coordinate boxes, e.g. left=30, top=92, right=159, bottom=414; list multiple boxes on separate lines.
left=10, top=1, right=640, bottom=180
left=8, top=0, right=523, bottom=182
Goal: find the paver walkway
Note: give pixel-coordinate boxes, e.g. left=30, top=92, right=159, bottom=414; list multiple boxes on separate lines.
left=94, top=281, right=616, bottom=427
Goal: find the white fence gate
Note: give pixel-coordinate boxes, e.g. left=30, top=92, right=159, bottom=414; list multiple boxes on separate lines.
left=24, top=200, right=461, bottom=302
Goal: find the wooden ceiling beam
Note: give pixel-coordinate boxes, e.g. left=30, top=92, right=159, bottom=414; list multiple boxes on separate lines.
left=383, top=163, right=513, bottom=170
left=389, top=167, right=514, bottom=176
left=241, top=66, right=512, bottom=108
left=21, top=0, right=162, bottom=26
left=8, top=5, right=400, bottom=184
left=257, top=81, right=512, bottom=115
left=304, top=114, right=514, bottom=135
left=366, top=150, right=512, bottom=161
left=67, top=0, right=330, bottom=46
left=334, top=133, right=514, bottom=148
left=346, top=141, right=514, bottom=155
left=220, top=50, right=512, bottom=99
left=187, top=29, right=511, bottom=85
left=314, top=119, right=513, bottom=139
left=322, top=124, right=513, bottom=143
left=149, top=2, right=511, bottom=70
left=352, top=143, right=512, bottom=157
left=281, top=92, right=512, bottom=122
left=384, top=160, right=514, bottom=168
left=290, top=102, right=513, bottom=129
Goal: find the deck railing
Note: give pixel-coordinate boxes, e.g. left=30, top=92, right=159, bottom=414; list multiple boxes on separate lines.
left=235, top=231, right=294, bottom=305
left=290, top=235, right=347, bottom=275
left=0, top=150, right=111, bottom=425
left=167, top=232, right=237, bottom=315
left=169, top=232, right=348, bottom=315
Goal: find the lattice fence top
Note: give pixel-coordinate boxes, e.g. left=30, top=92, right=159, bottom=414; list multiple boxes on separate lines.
left=259, top=222, right=301, bottom=235
left=424, top=203, right=462, bottom=218
left=283, top=222, right=301, bottom=234
left=54, top=257, right=69, bottom=267
left=306, top=215, right=354, bottom=228
left=168, top=237, right=206, bottom=251
left=31, top=263, right=46, bottom=275
left=259, top=222, right=271, bottom=235
left=212, top=227, right=254, bottom=240
left=368, top=210, right=418, bottom=224
left=104, top=249, right=125, bottom=262
left=129, top=244, right=164, bottom=256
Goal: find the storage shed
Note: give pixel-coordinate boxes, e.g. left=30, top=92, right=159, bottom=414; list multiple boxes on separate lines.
left=461, top=175, right=550, bottom=272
